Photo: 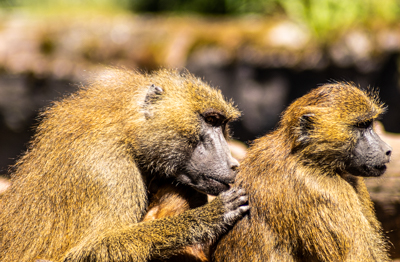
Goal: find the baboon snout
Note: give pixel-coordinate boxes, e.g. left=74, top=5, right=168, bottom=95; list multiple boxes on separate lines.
left=378, top=137, right=392, bottom=163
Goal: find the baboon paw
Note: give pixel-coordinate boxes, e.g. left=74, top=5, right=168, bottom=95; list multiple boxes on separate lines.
left=219, top=187, right=249, bottom=225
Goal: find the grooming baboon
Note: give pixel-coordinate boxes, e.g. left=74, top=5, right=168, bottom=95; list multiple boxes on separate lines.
left=212, top=82, right=392, bottom=261
left=0, top=68, right=249, bottom=262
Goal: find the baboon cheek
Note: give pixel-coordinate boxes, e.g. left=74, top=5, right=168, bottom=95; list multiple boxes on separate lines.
left=176, top=125, right=238, bottom=196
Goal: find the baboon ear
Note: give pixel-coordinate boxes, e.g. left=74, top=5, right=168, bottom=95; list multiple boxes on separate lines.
left=300, top=113, right=315, bottom=130
left=144, top=84, right=164, bottom=103
left=297, top=113, right=315, bottom=145
left=143, top=84, right=164, bottom=118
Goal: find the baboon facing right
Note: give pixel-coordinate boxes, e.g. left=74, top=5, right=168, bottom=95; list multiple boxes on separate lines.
left=0, top=68, right=249, bottom=262
left=213, top=82, right=391, bottom=261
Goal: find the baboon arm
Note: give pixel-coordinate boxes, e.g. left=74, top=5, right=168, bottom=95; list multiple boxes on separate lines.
left=62, top=197, right=228, bottom=262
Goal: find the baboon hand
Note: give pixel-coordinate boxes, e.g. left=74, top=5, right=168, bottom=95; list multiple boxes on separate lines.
left=219, top=187, right=249, bottom=226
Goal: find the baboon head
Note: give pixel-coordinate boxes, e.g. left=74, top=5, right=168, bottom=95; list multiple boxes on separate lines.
left=126, top=69, right=240, bottom=195
left=281, top=82, right=392, bottom=177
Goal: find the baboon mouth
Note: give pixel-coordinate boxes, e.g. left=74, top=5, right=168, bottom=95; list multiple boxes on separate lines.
left=348, top=164, right=388, bottom=177
left=373, top=165, right=387, bottom=171
left=193, top=175, right=232, bottom=195
left=205, top=176, right=232, bottom=187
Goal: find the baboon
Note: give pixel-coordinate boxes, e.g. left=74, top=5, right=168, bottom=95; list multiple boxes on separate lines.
left=212, top=82, right=392, bottom=261
left=0, top=68, right=249, bottom=262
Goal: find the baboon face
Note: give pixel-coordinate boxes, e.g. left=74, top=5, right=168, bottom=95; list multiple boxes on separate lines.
left=176, top=112, right=239, bottom=196
left=135, top=73, right=240, bottom=196
left=345, top=120, right=392, bottom=177
left=284, top=83, right=392, bottom=177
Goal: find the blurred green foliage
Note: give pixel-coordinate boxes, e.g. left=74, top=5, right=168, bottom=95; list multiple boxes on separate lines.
left=131, top=0, right=400, bottom=40
left=1, top=0, right=399, bottom=41
left=130, top=0, right=400, bottom=41
left=279, top=0, right=400, bottom=40
left=0, top=0, right=128, bottom=13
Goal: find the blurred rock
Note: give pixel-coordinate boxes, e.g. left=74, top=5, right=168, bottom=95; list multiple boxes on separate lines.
left=0, top=176, right=10, bottom=194
left=1, top=14, right=400, bottom=77
left=0, top=74, right=76, bottom=175
left=266, top=21, right=310, bottom=50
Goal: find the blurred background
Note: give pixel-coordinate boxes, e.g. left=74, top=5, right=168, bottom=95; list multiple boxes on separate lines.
left=1, top=0, right=400, bottom=258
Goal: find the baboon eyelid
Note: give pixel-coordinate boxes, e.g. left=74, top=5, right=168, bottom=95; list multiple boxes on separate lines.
left=300, top=113, right=315, bottom=124
left=302, top=113, right=315, bottom=118
left=150, top=84, right=163, bottom=95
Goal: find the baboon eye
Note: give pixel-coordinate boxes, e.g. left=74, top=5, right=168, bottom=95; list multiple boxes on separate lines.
left=205, top=116, right=219, bottom=126
left=355, top=120, right=373, bottom=129
left=204, top=113, right=225, bottom=126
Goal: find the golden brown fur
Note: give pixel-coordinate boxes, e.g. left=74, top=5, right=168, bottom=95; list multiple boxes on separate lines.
left=213, top=83, right=390, bottom=261
left=0, top=68, right=243, bottom=262
left=143, top=185, right=209, bottom=262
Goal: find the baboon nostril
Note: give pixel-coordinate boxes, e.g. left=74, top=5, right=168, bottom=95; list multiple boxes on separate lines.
left=231, top=165, right=239, bottom=171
